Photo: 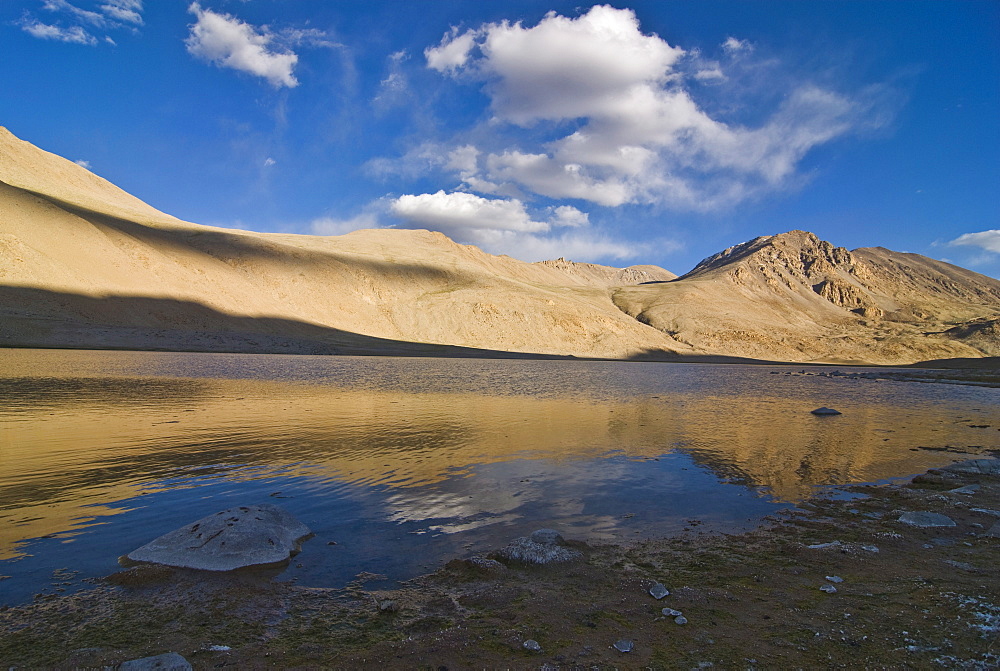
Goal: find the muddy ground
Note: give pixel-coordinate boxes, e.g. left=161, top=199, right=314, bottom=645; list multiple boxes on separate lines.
left=2, top=452, right=998, bottom=670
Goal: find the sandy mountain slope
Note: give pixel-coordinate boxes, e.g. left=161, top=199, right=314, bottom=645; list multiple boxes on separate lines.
left=0, top=127, right=685, bottom=358
left=613, top=230, right=1000, bottom=364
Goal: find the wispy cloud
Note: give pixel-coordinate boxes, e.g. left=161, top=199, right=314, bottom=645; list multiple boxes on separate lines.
left=73, top=158, right=92, bottom=169
left=21, top=20, right=97, bottom=44
left=186, top=3, right=299, bottom=88
left=20, top=0, right=144, bottom=45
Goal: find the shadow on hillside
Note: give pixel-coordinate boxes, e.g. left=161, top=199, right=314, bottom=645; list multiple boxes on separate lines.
left=26, top=188, right=483, bottom=287
left=0, top=286, right=574, bottom=359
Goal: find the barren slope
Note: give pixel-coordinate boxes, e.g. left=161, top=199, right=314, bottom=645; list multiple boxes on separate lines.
left=613, top=230, right=1000, bottom=364
left=0, top=127, right=685, bottom=358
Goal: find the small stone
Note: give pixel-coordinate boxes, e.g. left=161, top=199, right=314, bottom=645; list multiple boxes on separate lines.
left=613, top=639, right=634, bottom=653
left=205, top=645, right=230, bottom=652
left=649, top=582, right=669, bottom=599
left=811, top=407, right=842, bottom=415
left=119, top=652, right=192, bottom=671
left=860, top=545, right=880, bottom=553
left=807, top=540, right=842, bottom=549
left=898, top=511, right=957, bottom=528
left=523, top=639, right=541, bottom=652
left=662, top=608, right=683, bottom=617
left=820, top=585, right=838, bottom=594
left=378, top=600, right=398, bottom=613
left=674, top=615, right=688, bottom=625
left=948, top=485, right=980, bottom=495
left=970, top=508, right=1000, bottom=517
left=825, top=576, right=844, bottom=583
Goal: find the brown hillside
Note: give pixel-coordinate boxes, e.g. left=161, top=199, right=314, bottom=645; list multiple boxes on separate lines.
left=0, top=127, right=685, bottom=359
left=613, top=230, right=1000, bottom=364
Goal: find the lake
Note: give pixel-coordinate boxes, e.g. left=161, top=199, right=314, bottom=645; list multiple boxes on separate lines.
left=1, top=349, right=997, bottom=606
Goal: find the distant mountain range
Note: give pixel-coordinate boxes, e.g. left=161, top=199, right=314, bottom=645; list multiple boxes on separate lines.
left=1, top=127, right=997, bottom=365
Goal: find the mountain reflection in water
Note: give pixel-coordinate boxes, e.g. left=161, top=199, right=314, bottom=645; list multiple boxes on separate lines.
left=1, top=349, right=997, bottom=604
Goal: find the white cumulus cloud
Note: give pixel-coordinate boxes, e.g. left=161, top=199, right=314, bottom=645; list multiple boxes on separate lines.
left=389, top=191, right=628, bottom=261
left=949, top=230, right=1000, bottom=254
left=425, top=26, right=478, bottom=72
left=186, top=3, right=299, bottom=88
left=420, top=5, right=870, bottom=212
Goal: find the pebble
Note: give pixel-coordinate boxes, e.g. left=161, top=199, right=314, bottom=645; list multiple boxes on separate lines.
left=523, top=639, right=541, bottom=651
left=662, top=608, right=683, bottom=617
left=825, top=576, right=844, bottom=583
left=675, top=615, right=688, bottom=625
left=649, top=582, right=669, bottom=599
left=613, top=639, right=634, bottom=653
left=820, top=585, right=838, bottom=593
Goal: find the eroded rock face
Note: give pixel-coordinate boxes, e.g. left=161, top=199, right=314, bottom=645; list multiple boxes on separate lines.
left=126, top=504, right=311, bottom=571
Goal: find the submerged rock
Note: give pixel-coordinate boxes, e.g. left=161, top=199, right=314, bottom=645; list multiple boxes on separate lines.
left=898, top=511, right=957, bottom=528
left=811, top=407, right=842, bottom=416
left=126, top=504, right=311, bottom=571
left=119, top=652, right=192, bottom=670
left=494, top=528, right=582, bottom=565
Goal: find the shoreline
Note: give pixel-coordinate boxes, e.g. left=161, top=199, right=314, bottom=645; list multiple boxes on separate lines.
left=2, top=458, right=998, bottom=669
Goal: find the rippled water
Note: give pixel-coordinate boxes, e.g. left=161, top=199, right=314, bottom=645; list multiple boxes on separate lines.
left=1, top=348, right=997, bottom=605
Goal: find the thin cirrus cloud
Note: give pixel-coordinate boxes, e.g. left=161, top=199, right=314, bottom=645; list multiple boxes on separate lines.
left=20, top=0, right=143, bottom=45
left=417, top=5, right=875, bottom=212
left=185, top=3, right=299, bottom=89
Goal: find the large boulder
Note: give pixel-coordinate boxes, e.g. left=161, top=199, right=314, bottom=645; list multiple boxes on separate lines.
left=126, top=504, right=311, bottom=571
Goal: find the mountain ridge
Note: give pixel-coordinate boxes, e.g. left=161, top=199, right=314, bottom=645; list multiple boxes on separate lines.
left=2, top=127, right=997, bottom=364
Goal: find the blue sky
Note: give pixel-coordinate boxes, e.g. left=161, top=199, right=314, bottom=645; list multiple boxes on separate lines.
left=2, top=1, right=998, bottom=277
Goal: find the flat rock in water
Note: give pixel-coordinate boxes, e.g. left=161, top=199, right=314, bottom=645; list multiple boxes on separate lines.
left=119, top=652, right=192, bottom=671
left=494, top=528, right=581, bottom=565
left=811, top=407, right=842, bottom=415
left=127, top=504, right=311, bottom=571
left=898, top=511, right=957, bottom=528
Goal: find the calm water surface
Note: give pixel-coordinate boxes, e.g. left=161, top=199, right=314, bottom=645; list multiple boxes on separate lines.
left=1, top=349, right=997, bottom=605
